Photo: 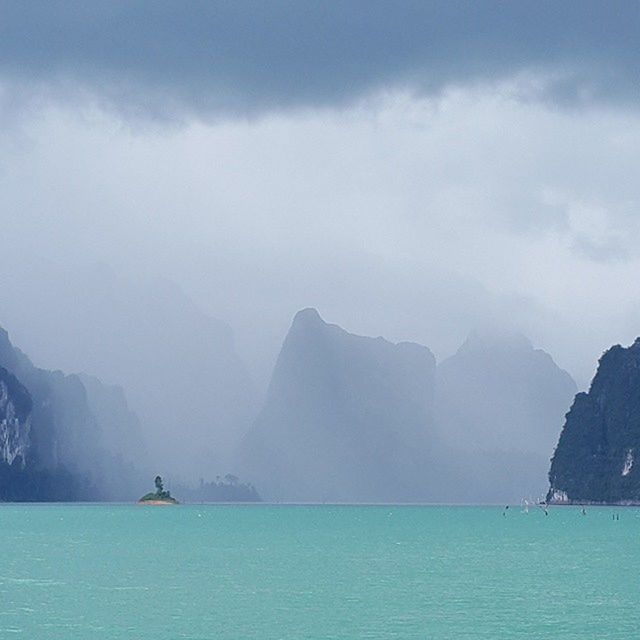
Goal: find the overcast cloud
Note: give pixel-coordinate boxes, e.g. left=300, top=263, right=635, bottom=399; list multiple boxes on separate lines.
left=1, top=2, right=640, bottom=392
left=0, top=1, right=638, bottom=118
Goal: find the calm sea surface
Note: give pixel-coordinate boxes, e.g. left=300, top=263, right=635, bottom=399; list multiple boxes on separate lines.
left=0, top=504, right=638, bottom=639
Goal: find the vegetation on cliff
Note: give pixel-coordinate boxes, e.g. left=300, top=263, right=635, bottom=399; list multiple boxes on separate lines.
left=548, top=338, right=640, bottom=504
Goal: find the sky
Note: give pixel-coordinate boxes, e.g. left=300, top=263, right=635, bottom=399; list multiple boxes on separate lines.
left=1, top=1, right=640, bottom=389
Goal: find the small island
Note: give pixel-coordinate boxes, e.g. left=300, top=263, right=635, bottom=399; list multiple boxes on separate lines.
left=138, top=475, right=179, bottom=505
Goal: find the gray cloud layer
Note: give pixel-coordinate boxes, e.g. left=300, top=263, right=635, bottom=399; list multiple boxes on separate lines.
left=1, top=1, right=638, bottom=117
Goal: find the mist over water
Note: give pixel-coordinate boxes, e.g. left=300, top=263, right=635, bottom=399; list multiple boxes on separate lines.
left=1, top=2, right=639, bottom=502
left=0, top=273, right=576, bottom=501
left=0, top=265, right=256, bottom=483
left=1, top=258, right=576, bottom=500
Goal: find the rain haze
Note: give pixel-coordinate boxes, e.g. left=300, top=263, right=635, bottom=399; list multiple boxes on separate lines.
left=1, top=1, right=640, bottom=501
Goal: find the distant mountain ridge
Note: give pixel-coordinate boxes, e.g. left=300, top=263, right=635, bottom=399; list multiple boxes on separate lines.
left=436, top=330, right=577, bottom=501
left=239, top=310, right=577, bottom=503
left=1, top=296, right=582, bottom=503
left=0, top=326, right=144, bottom=501
left=77, top=373, right=146, bottom=466
left=0, top=268, right=257, bottom=479
left=549, top=338, right=640, bottom=504
left=239, top=308, right=438, bottom=502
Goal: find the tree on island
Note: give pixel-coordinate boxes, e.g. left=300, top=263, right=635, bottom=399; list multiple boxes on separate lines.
left=138, top=475, right=178, bottom=503
left=153, top=475, right=172, bottom=498
left=224, top=474, right=239, bottom=486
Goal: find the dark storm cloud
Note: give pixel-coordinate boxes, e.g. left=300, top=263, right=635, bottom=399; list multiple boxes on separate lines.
left=0, top=0, right=638, bottom=117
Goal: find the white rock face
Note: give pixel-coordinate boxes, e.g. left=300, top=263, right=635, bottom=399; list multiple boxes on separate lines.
left=550, top=489, right=569, bottom=503
left=0, top=379, right=30, bottom=467
left=622, top=449, right=634, bottom=476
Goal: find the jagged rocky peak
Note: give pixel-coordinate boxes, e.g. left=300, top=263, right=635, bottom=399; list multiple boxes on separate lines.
left=293, top=307, right=323, bottom=325
left=239, top=309, right=437, bottom=503
left=288, top=307, right=435, bottom=368
left=437, top=328, right=576, bottom=455
left=0, top=327, right=21, bottom=372
left=0, top=366, right=32, bottom=467
left=548, top=337, right=640, bottom=504
left=456, top=328, right=534, bottom=355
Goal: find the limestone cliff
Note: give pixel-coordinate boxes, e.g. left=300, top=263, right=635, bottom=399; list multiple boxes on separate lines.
left=0, top=366, right=31, bottom=467
left=548, top=338, right=640, bottom=504
left=0, top=326, right=143, bottom=500
left=436, top=330, right=577, bottom=501
left=238, top=308, right=438, bottom=502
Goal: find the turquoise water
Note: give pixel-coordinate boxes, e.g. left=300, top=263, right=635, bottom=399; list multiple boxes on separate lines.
left=1, top=504, right=638, bottom=639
